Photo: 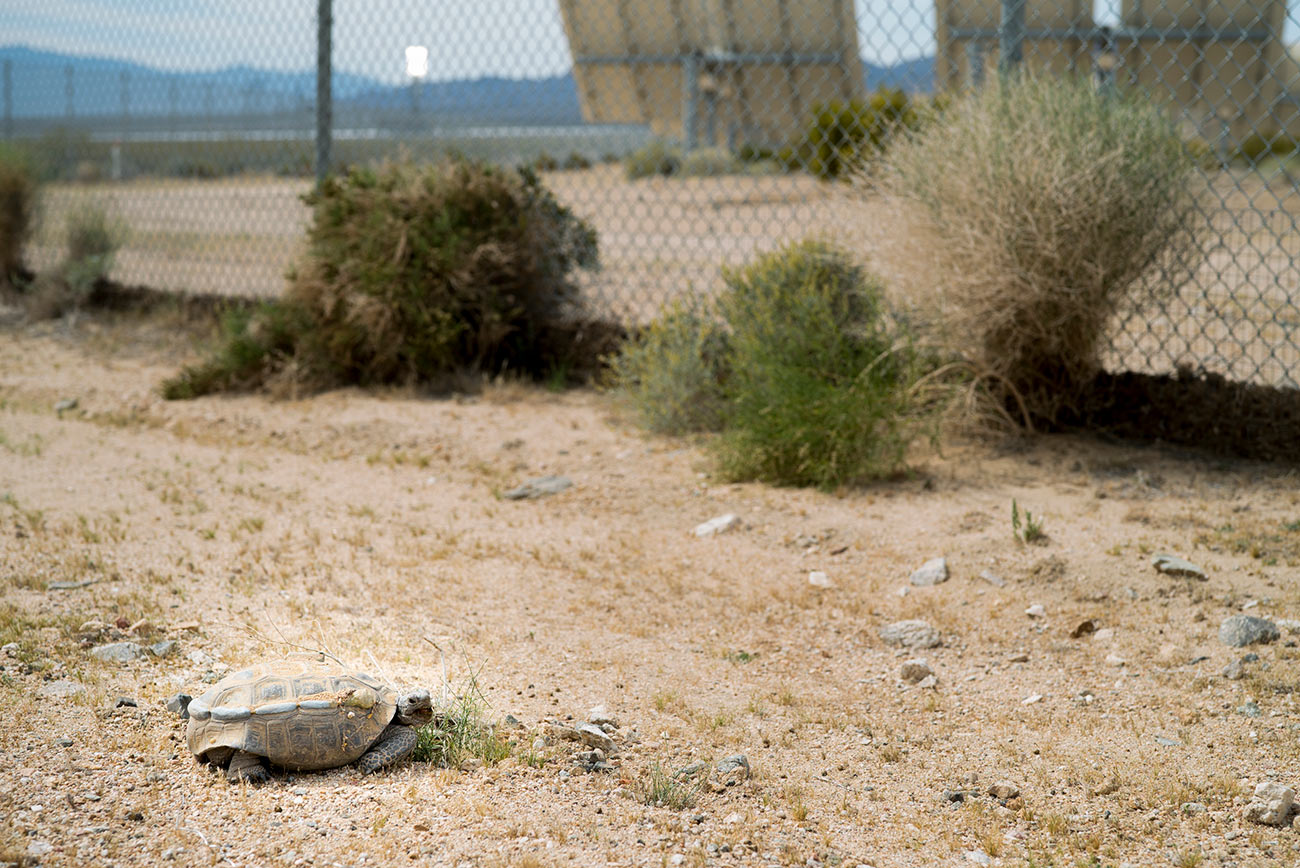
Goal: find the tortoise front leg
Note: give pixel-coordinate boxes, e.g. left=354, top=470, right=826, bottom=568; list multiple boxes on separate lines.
left=357, top=724, right=418, bottom=774
left=227, top=750, right=271, bottom=784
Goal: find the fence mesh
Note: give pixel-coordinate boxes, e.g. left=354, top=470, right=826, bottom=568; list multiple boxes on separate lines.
left=7, top=1, right=1300, bottom=388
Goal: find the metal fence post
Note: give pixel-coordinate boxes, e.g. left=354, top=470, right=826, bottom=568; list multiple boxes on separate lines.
left=682, top=52, right=698, bottom=152
left=2, top=60, right=11, bottom=141
left=998, top=0, right=1025, bottom=73
left=316, top=0, right=332, bottom=186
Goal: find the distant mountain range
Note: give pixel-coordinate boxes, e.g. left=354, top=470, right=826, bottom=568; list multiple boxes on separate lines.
left=0, top=44, right=934, bottom=126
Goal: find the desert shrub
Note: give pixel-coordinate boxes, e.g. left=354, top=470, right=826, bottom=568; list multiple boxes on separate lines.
left=1236, top=129, right=1298, bottom=165
left=625, top=140, right=682, bottom=179
left=606, top=297, right=729, bottom=434
left=709, top=240, right=920, bottom=488
left=163, top=156, right=599, bottom=398
left=160, top=303, right=313, bottom=400
left=870, top=74, right=1203, bottom=427
left=679, top=147, right=740, bottom=177
left=562, top=151, right=592, bottom=170
left=790, top=89, right=919, bottom=179
left=24, top=203, right=128, bottom=319
left=0, top=144, right=37, bottom=285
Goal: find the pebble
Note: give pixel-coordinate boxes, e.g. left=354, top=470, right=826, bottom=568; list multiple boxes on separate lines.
left=1025, top=604, right=1046, bottom=618
left=1070, top=619, right=1098, bottom=638
left=1276, top=618, right=1300, bottom=636
left=91, top=641, right=145, bottom=663
left=1105, top=653, right=1126, bottom=667
left=988, top=781, right=1020, bottom=800
left=1090, top=776, right=1121, bottom=796
left=979, top=569, right=1006, bottom=587
left=899, top=659, right=933, bottom=684
left=575, top=722, right=615, bottom=754
left=502, top=475, right=571, bottom=500
left=1237, top=701, right=1262, bottom=718
left=115, top=696, right=139, bottom=708
left=1091, top=628, right=1115, bottom=643
left=964, top=850, right=991, bottom=866
left=165, top=693, right=192, bottom=718
left=1, top=642, right=18, bottom=657
left=25, top=841, right=53, bottom=860
left=879, top=620, right=941, bottom=649
left=910, top=557, right=949, bottom=587
left=1008, top=653, right=1029, bottom=663
left=694, top=514, right=740, bottom=537
left=1182, top=801, right=1208, bottom=814
left=1155, top=736, right=1180, bottom=747
left=36, top=679, right=86, bottom=699
left=716, top=755, right=751, bottom=784
left=1244, top=781, right=1294, bottom=826
left=54, top=398, right=78, bottom=414
left=55, top=737, right=73, bottom=747
left=1223, top=660, right=1245, bottom=680
left=807, top=571, right=833, bottom=589
left=1151, top=553, right=1208, bottom=580
left=1021, top=693, right=1043, bottom=705
left=1219, top=614, right=1280, bottom=648
left=149, top=640, right=177, bottom=658
left=587, top=705, right=619, bottom=728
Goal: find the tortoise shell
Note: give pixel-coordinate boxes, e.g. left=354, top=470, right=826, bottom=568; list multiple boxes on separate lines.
left=186, top=656, right=397, bottom=771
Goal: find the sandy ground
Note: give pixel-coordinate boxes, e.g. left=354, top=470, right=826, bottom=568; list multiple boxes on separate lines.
left=3, top=311, right=1300, bottom=867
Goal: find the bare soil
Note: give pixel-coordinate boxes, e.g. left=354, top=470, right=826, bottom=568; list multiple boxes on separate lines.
left=3, top=311, right=1300, bottom=868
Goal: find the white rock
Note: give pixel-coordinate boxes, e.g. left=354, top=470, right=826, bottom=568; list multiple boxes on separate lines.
left=808, top=571, right=834, bottom=589
left=1, top=642, right=18, bottom=657
left=1276, top=618, right=1300, bottom=635
left=979, top=569, right=1006, bottom=587
left=724, top=812, right=743, bottom=824
left=879, top=620, right=941, bottom=649
left=910, top=557, right=949, bottom=586
left=1244, top=781, right=1294, bottom=826
left=587, top=705, right=619, bottom=728
left=964, top=850, right=991, bottom=866
left=1092, top=628, right=1115, bottom=642
left=694, top=514, right=740, bottom=537
left=1025, top=604, right=1046, bottom=618
left=1105, top=654, right=1126, bottom=667
left=1021, top=693, right=1043, bottom=705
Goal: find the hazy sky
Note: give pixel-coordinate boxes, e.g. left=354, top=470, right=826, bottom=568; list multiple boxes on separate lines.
left=2, top=1, right=1294, bottom=81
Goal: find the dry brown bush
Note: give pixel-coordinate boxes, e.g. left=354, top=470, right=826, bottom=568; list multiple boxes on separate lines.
left=861, top=75, right=1206, bottom=427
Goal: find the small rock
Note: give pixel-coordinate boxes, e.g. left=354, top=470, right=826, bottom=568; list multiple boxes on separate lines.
left=723, top=811, right=743, bottom=824
left=55, top=737, right=73, bottom=747
left=1155, top=736, right=1180, bottom=747
left=716, top=755, right=751, bottom=784
left=1008, top=652, right=1029, bottom=663
left=187, top=649, right=215, bottom=666
left=1090, top=776, right=1121, bottom=796
left=90, top=641, right=145, bottom=663
left=54, top=398, right=78, bottom=414
left=988, top=781, right=1020, bottom=800
left=1223, top=660, right=1245, bottom=680
left=694, top=514, right=740, bottom=537
left=1181, top=801, right=1208, bottom=815
left=674, top=762, right=709, bottom=782
left=916, top=674, right=938, bottom=689
left=502, top=714, right=523, bottom=729
left=978, top=569, right=1006, bottom=587
left=899, top=659, right=933, bottom=684
left=1025, top=604, right=1046, bottom=618
left=1243, top=781, right=1294, bottom=826
left=910, top=557, right=949, bottom=587
left=542, top=722, right=581, bottom=742
left=1105, top=653, right=1126, bottom=667
left=115, top=696, right=138, bottom=708
left=502, top=475, right=572, bottom=500
left=879, top=619, right=941, bottom=649
left=964, top=850, right=991, bottom=866
left=25, top=841, right=53, bottom=860
left=149, top=640, right=177, bottom=658
left=37, top=679, right=85, bottom=699
left=1021, top=693, right=1043, bottom=705
left=1070, top=619, right=1098, bottom=638
left=1092, top=628, right=1115, bottom=643
left=1219, top=614, right=1280, bottom=648
left=1237, top=700, right=1262, bottom=718
left=126, top=811, right=144, bottom=822
left=807, top=571, right=833, bottom=589
left=1276, top=618, right=1300, bottom=636
left=531, top=737, right=546, bottom=751
left=1, top=642, right=18, bottom=657
left=165, top=693, right=192, bottom=718
left=575, top=722, right=615, bottom=754
left=587, top=705, right=619, bottom=729
left=1151, top=553, right=1207, bottom=580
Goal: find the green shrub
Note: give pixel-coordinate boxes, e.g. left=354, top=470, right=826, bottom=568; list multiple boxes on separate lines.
left=606, top=298, right=729, bottom=434
left=0, top=144, right=37, bottom=285
left=625, top=140, right=682, bottom=179
left=163, top=156, right=599, bottom=398
left=562, top=151, right=592, bottom=170
left=872, top=75, right=1203, bottom=426
left=1236, top=129, right=1298, bottom=164
left=24, top=202, right=128, bottom=319
left=413, top=675, right=509, bottom=768
left=790, top=89, right=919, bottom=179
left=679, top=147, right=740, bottom=177
left=710, top=240, right=919, bottom=488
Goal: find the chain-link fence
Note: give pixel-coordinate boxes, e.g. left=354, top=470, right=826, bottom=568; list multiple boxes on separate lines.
left=7, top=1, right=1300, bottom=387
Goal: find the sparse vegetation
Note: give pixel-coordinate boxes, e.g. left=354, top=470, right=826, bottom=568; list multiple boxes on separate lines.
left=788, top=90, right=921, bottom=179
left=413, top=674, right=509, bottom=768
left=870, top=74, right=1204, bottom=427
left=624, top=140, right=682, bottom=180
left=1011, top=499, right=1046, bottom=544
left=26, top=203, right=129, bottom=319
left=163, top=156, right=606, bottom=398
left=0, top=143, right=38, bottom=287
left=634, top=762, right=701, bottom=809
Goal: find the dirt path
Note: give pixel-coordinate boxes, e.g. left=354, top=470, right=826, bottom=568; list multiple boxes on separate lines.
left=2, top=314, right=1300, bottom=868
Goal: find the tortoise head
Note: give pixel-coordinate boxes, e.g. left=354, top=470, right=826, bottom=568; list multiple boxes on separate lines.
left=395, top=688, right=434, bottom=726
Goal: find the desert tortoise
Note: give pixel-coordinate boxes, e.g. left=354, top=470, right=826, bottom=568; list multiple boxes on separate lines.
left=186, top=655, right=433, bottom=783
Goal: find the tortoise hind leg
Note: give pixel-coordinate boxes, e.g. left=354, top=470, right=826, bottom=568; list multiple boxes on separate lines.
left=357, top=725, right=418, bottom=774
left=227, top=750, right=271, bottom=784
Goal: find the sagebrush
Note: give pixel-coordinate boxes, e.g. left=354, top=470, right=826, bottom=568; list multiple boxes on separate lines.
left=867, top=75, right=1203, bottom=427
left=164, top=157, right=604, bottom=398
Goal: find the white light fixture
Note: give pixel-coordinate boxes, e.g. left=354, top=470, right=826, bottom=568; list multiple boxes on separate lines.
left=405, top=45, right=429, bottom=79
